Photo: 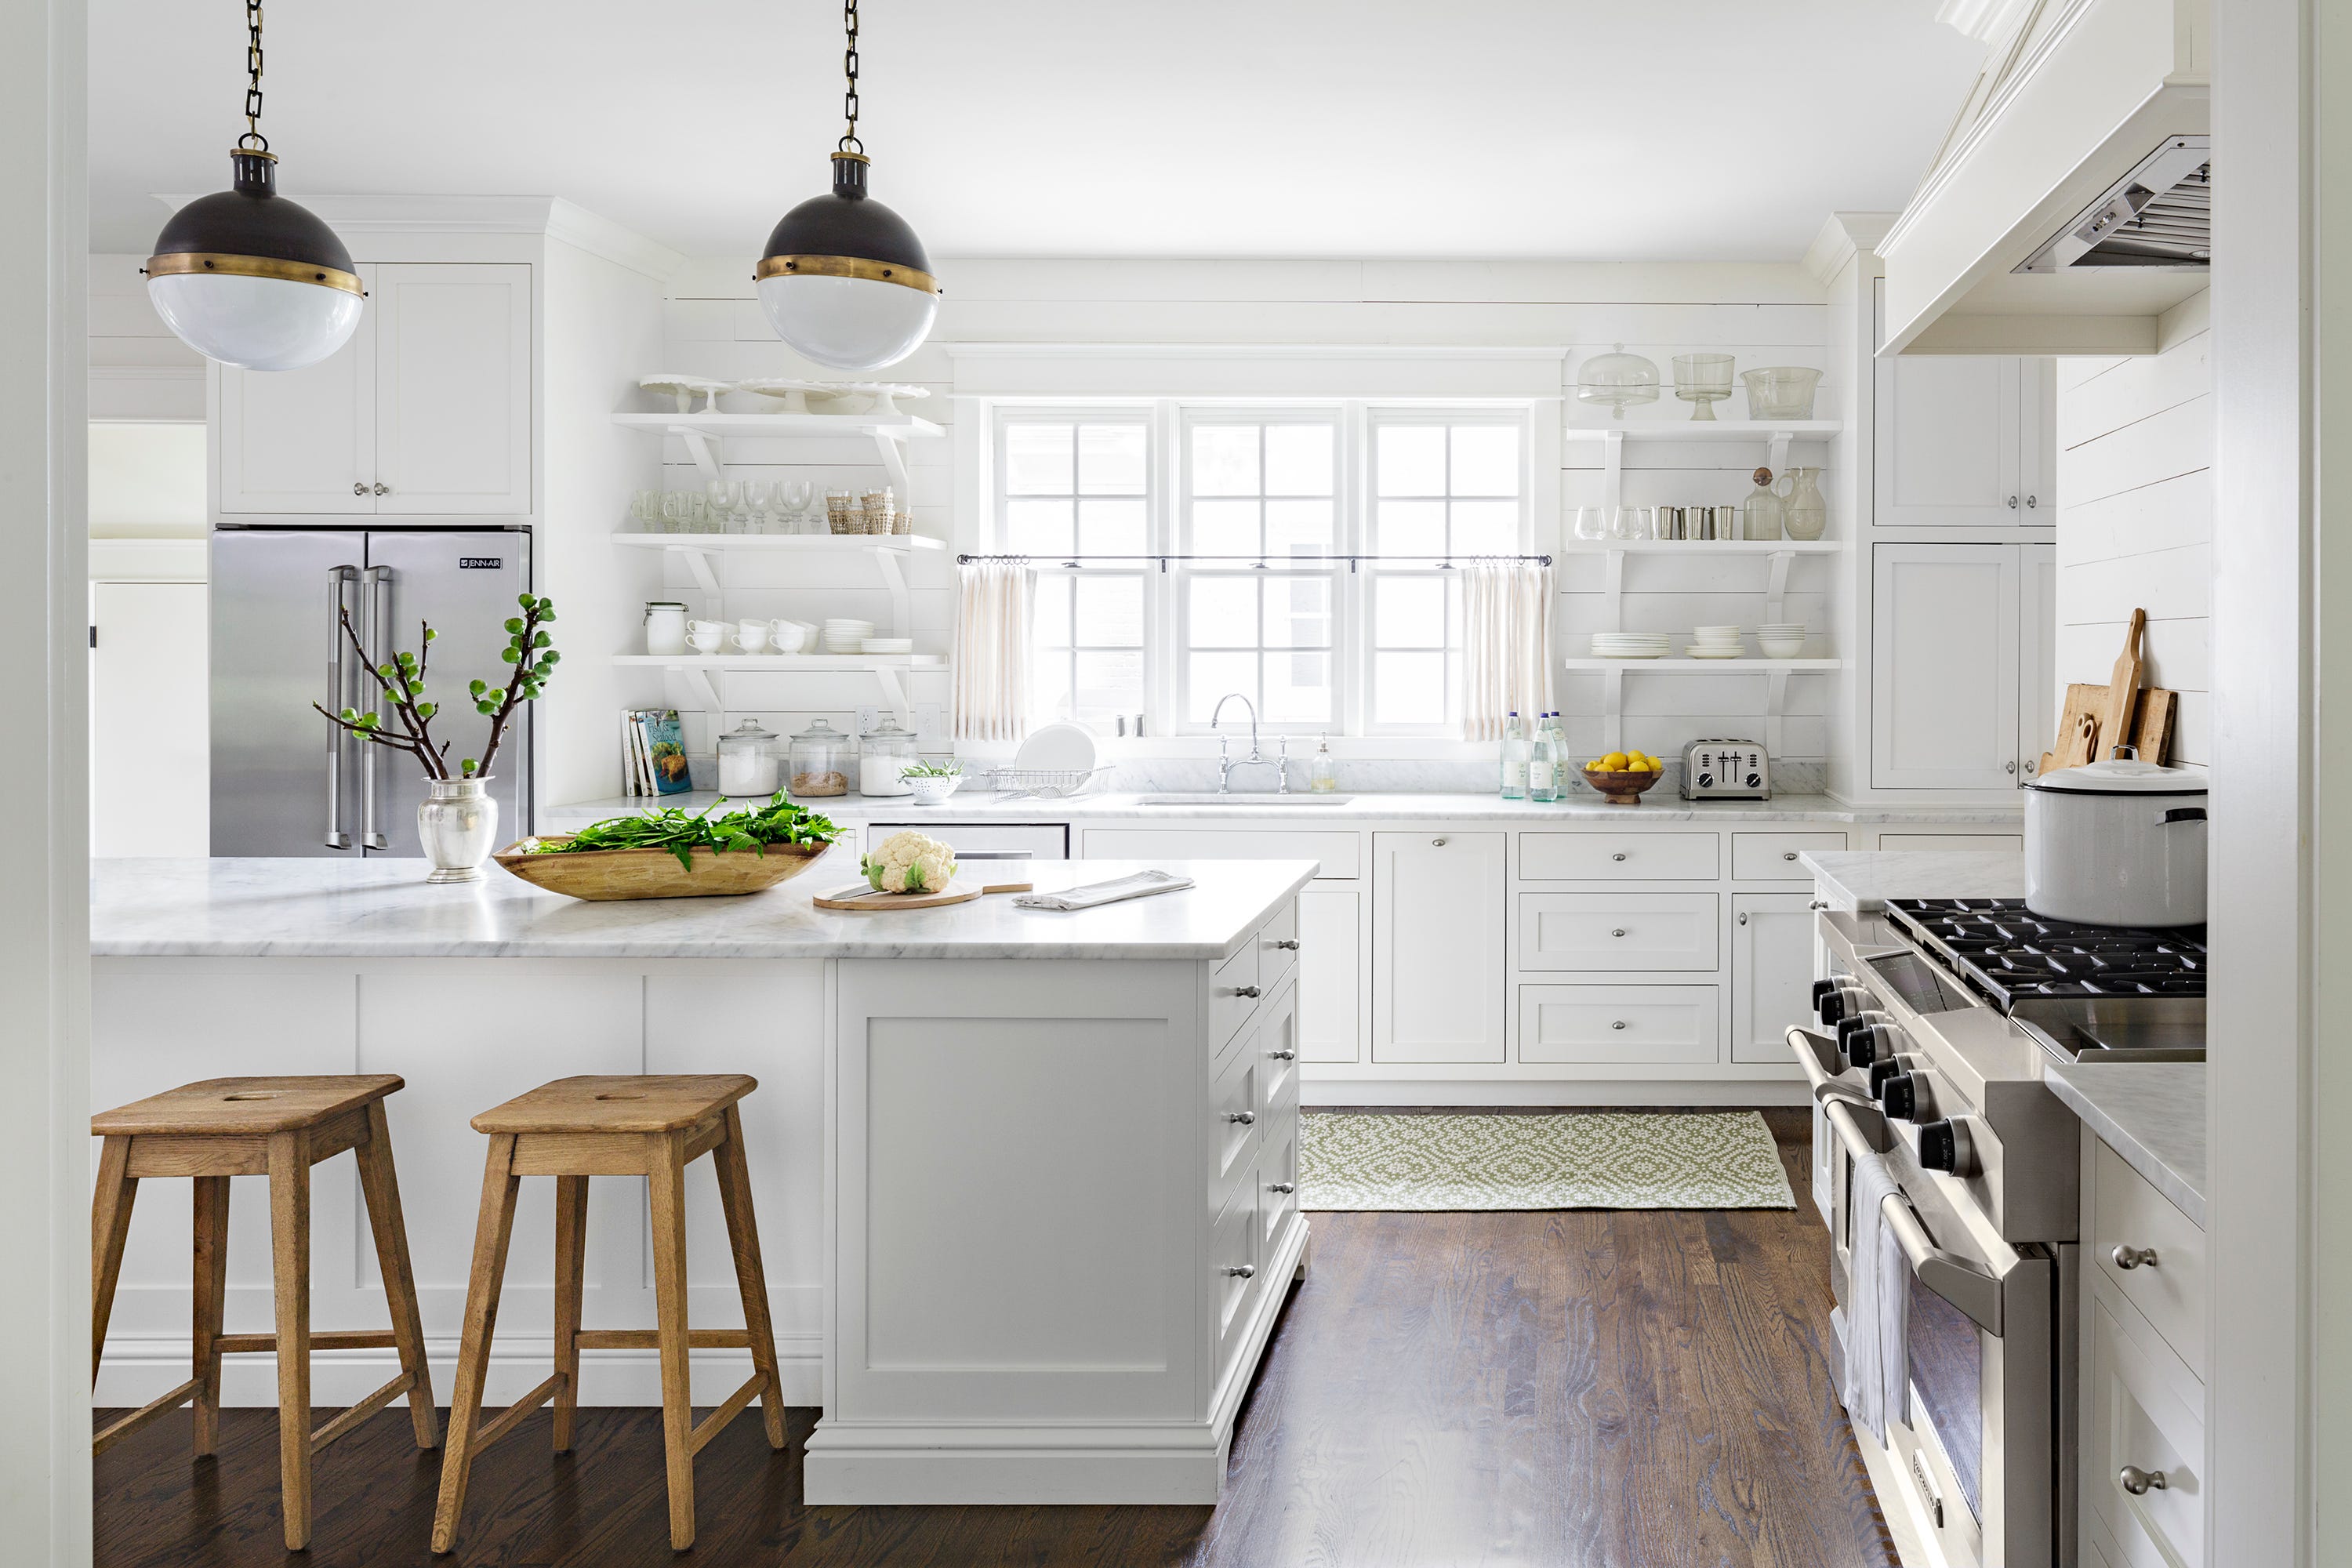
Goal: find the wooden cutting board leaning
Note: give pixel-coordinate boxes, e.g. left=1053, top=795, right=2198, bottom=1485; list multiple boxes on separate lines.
left=2037, top=608, right=2175, bottom=775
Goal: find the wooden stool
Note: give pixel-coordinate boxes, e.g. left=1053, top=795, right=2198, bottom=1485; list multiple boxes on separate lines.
left=89, top=1075, right=438, bottom=1552
left=430, top=1075, right=784, bottom=1555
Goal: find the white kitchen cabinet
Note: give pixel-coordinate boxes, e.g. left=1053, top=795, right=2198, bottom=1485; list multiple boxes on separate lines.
left=2021, top=539, right=2060, bottom=778
left=1873, top=283, right=2055, bottom=528
left=1296, top=884, right=1363, bottom=1064
left=1370, top=831, right=1505, bottom=1064
left=1518, top=892, right=1719, bottom=973
left=1730, top=892, right=1818, bottom=1064
left=1517, top=984, right=1719, bottom=1066
left=216, top=262, right=532, bottom=517
left=89, top=581, right=209, bottom=857
left=1871, top=542, right=2031, bottom=790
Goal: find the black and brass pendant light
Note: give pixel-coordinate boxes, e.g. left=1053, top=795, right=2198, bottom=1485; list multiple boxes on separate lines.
left=756, top=0, right=942, bottom=370
left=145, top=0, right=362, bottom=372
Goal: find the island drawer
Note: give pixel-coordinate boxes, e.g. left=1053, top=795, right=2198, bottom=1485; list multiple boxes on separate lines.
left=1257, top=899, right=1301, bottom=991
left=1518, top=893, right=1720, bottom=971
left=1520, top=831, right=1717, bottom=882
left=1081, top=827, right=1360, bottom=880
left=1517, top=984, right=1721, bottom=1065
left=1730, top=831, right=1849, bottom=881
left=1211, top=942, right=1262, bottom=1055
left=2084, top=1287, right=2205, bottom=1566
left=1257, top=978, right=1300, bottom=1114
left=2090, top=1138, right=2206, bottom=1380
left=1212, top=1181, right=1262, bottom=1377
left=1210, top=1044, right=1261, bottom=1213
left=1258, top=1126, right=1299, bottom=1258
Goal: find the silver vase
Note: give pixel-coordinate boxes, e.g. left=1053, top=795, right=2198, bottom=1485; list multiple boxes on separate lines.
left=418, top=777, right=499, bottom=884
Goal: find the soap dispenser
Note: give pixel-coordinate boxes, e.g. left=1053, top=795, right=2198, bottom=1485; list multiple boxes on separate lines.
left=1309, top=733, right=1339, bottom=793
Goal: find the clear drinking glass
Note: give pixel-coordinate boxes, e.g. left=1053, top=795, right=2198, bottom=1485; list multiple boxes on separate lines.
left=1573, top=505, right=1605, bottom=541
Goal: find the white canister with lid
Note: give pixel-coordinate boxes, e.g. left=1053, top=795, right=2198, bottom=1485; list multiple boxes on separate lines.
left=716, top=719, right=782, bottom=797
left=644, top=601, right=690, bottom=657
left=2024, top=750, right=2208, bottom=927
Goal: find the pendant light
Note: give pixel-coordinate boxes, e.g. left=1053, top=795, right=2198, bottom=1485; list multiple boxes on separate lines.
left=143, top=0, right=362, bottom=372
left=755, top=0, right=941, bottom=371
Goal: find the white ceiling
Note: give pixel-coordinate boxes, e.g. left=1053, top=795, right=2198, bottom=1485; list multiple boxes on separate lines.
left=88, top=1, right=1984, bottom=262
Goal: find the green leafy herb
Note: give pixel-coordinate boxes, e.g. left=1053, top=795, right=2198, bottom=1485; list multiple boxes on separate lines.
left=899, top=760, right=963, bottom=779
left=534, top=793, right=840, bottom=872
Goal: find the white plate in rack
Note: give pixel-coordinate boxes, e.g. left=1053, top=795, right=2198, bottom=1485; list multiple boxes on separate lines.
left=1014, top=720, right=1099, bottom=778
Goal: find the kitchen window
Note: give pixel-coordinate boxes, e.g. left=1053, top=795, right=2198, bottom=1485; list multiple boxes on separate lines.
left=996, top=414, right=1153, bottom=728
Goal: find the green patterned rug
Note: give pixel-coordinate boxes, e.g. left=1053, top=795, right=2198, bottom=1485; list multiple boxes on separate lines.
left=1298, top=1111, right=1795, bottom=1211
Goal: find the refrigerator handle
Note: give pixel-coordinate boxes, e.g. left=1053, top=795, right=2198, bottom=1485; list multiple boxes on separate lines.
left=325, top=566, right=356, bottom=849
left=361, top=564, right=392, bottom=848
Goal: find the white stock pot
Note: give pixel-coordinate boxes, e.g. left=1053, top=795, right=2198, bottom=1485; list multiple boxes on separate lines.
left=2024, top=752, right=2208, bottom=927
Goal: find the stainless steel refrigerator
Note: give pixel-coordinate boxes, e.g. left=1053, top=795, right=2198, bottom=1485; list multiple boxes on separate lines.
left=212, top=527, right=532, bottom=856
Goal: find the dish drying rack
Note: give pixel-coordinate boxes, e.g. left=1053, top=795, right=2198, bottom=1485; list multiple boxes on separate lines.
left=980, top=766, right=1107, bottom=801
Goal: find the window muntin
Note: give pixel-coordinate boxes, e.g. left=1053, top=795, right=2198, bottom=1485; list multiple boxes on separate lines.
left=1031, top=571, right=1146, bottom=728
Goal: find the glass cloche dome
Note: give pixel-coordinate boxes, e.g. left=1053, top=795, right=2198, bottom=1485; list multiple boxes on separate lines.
left=1576, top=344, right=1661, bottom=421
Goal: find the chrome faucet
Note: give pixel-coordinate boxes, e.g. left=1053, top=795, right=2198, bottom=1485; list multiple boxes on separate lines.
left=1210, top=692, right=1289, bottom=794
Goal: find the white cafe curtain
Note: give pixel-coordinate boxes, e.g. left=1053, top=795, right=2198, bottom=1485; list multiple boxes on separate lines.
left=1461, top=560, right=1555, bottom=742
left=953, top=559, right=1033, bottom=742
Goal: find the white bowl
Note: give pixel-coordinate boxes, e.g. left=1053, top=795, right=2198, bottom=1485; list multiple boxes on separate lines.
left=1693, top=624, right=1742, bottom=640
left=1758, top=623, right=1806, bottom=636
left=901, top=773, right=964, bottom=805
left=1760, top=638, right=1808, bottom=659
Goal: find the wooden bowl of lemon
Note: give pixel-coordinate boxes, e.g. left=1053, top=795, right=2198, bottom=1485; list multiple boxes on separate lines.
left=1581, top=750, right=1666, bottom=806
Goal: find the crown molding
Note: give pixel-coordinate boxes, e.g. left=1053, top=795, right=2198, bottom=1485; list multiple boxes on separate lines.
left=1802, top=212, right=1899, bottom=287
left=543, top=198, right=685, bottom=283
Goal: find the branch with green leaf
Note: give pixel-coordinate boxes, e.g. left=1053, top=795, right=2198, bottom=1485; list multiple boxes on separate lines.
left=311, top=592, right=559, bottom=780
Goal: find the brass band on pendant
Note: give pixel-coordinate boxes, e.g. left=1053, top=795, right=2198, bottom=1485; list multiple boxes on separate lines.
left=754, top=253, right=942, bottom=295
left=143, top=252, right=366, bottom=296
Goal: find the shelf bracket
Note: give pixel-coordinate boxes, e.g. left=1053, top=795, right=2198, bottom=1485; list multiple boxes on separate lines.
left=1765, top=549, right=1794, bottom=627
left=674, top=427, right=726, bottom=487
left=873, top=663, right=912, bottom=728
left=1603, top=664, right=1624, bottom=756
left=871, top=430, right=913, bottom=500
left=873, top=546, right=910, bottom=640
left=1767, top=430, right=1794, bottom=477
left=1603, top=546, right=1626, bottom=635
left=1600, top=429, right=1624, bottom=515
left=1765, top=666, right=1792, bottom=758
left=663, top=663, right=725, bottom=715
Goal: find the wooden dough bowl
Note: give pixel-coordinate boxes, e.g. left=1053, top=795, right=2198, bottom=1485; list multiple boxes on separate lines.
left=1581, top=768, right=1667, bottom=807
left=492, top=837, right=833, bottom=900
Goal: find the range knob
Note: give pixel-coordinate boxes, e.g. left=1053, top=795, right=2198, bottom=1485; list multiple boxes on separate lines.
left=1868, top=1053, right=1925, bottom=1095
left=1818, top=985, right=1867, bottom=1026
left=1838, top=1014, right=1893, bottom=1067
left=1811, top=978, right=1836, bottom=1011
left=1918, top=1119, right=1980, bottom=1178
left=1878, top=1071, right=1926, bottom=1123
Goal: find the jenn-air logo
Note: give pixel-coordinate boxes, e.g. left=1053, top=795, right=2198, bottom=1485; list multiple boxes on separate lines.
left=458, top=557, right=503, bottom=569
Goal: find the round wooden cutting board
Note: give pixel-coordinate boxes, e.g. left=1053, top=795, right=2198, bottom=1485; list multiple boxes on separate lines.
left=811, top=880, right=1032, bottom=911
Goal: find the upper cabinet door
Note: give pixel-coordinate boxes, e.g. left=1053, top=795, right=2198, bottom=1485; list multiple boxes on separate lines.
left=216, top=263, right=377, bottom=515
left=1874, top=351, right=2022, bottom=527
left=372, top=263, right=532, bottom=515
left=2017, top=357, right=2057, bottom=521
left=1871, top=543, right=2023, bottom=790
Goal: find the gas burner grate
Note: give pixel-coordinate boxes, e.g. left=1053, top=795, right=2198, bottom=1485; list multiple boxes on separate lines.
left=1887, top=898, right=2207, bottom=1009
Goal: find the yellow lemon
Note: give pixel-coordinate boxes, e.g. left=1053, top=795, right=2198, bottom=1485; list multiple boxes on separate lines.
left=1600, top=751, right=1631, bottom=771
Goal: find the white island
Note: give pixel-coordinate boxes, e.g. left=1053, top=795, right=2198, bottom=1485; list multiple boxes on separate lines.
left=90, top=854, right=1312, bottom=1504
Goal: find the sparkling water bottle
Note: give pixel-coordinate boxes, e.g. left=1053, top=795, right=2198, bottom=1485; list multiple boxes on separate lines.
left=1501, top=712, right=1528, bottom=800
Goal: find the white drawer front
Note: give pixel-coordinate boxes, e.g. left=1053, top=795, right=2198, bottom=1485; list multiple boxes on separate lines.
left=2085, top=1289, right=2205, bottom=1568
left=2091, top=1140, right=2206, bottom=1380
left=1730, top=831, right=1849, bottom=881
left=1257, top=979, right=1300, bottom=1114
left=1212, top=1181, right=1262, bottom=1376
left=1210, top=940, right=1262, bottom=1056
left=1517, top=984, right=1719, bottom=1065
left=1258, top=898, right=1301, bottom=991
left=1210, top=1044, right=1261, bottom=1212
left=1081, top=827, right=1359, bottom=880
left=1875, top=832, right=2025, bottom=853
left=1519, top=893, right=1720, bottom=972
left=1519, top=831, right=1718, bottom=881
left=1258, top=1127, right=1299, bottom=1256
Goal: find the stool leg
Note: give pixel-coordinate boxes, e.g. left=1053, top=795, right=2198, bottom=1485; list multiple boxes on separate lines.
left=90, top=1135, right=138, bottom=1390
left=191, top=1175, right=230, bottom=1455
left=646, top=1132, right=698, bottom=1552
left=431, top=1133, right=521, bottom=1556
left=712, top=1107, right=786, bottom=1450
left=266, top=1131, right=314, bottom=1552
left=354, top=1100, right=440, bottom=1451
left=550, top=1174, right=588, bottom=1453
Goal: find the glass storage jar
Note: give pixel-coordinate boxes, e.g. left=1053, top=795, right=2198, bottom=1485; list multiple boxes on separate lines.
left=715, top=719, right=781, bottom=797
left=858, top=716, right=919, bottom=796
left=786, top=718, right=855, bottom=797
left=643, top=601, right=689, bottom=657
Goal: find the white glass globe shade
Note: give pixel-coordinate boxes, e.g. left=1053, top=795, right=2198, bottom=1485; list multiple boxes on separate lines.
left=147, top=271, right=364, bottom=372
left=755, top=273, right=937, bottom=372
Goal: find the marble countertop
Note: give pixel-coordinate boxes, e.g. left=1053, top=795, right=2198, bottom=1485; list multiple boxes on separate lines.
left=546, top=790, right=2027, bottom=829
left=91, top=857, right=1315, bottom=962
left=1798, top=849, right=2027, bottom=912
left=2043, top=1062, right=2207, bottom=1228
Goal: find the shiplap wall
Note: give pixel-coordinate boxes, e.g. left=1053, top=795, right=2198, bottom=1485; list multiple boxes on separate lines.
left=655, top=259, right=1835, bottom=765
left=2055, top=290, right=2211, bottom=767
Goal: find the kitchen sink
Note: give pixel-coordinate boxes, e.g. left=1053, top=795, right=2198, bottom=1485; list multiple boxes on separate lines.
left=1135, top=793, right=1356, bottom=806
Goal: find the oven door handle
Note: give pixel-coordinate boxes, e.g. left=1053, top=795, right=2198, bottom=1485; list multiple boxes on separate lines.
left=1879, top=1191, right=2005, bottom=1335
left=1788, top=1026, right=1875, bottom=1105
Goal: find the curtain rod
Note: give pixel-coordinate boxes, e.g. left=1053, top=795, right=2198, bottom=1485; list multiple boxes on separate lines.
left=958, top=552, right=1552, bottom=571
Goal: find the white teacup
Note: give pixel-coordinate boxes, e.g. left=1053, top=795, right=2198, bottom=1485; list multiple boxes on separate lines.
left=732, top=620, right=771, bottom=653
left=768, top=619, right=809, bottom=655
left=686, top=628, right=724, bottom=654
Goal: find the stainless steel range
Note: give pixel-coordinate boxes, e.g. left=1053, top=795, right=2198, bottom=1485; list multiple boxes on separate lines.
left=1788, top=893, right=2207, bottom=1568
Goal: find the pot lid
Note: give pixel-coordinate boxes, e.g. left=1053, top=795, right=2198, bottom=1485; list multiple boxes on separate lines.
left=2030, top=755, right=2209, bottom=794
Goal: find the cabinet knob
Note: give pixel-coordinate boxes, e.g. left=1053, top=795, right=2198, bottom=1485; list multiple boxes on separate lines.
left=2007, top=759, right=2018, bottom=775
left=1226, top=1111, right=1256, bottom=1125
left=2118, top=1465, right=2169, bottom=1496
left=1222, top=1264, right=1256, bottom=1279
left=1229, top=985, right=1261, bottom=999
left=2027, top=495, right=2039, bottom=510
left=1271, top=938, right=1300, bottom=950
left=2008, top=495, right=2020, bottom=509
left=1268, top=1048, right=1297, bottom=1060
left=1810, top=899, right=1829, bottom=911
left=1783, top=851, right=1798, bottom=861
left=1611, top=927, right=1628, bottom=938
left=1612, top=851, right=1628, bottom=862
left=2111, top=1244, right=2159, bottom=1271
left=1268, top=1181, right=1295, bottom=1194
left=1611, top=1020, right=1628, bottom=1030
left=353, top=481, right=368, bottom=495
left=1738, top=912, right=1749, bottom=927
left=1432, top=837, right=1447, bottom=847
left=373, top=481, right=390, bottom=495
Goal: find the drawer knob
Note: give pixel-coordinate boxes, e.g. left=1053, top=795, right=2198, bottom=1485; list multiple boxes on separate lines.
left=1738, top=913, right=1749, bottom=927
left=1222, top=1264, right=1256, bottom=1279
left=1784, top=851, right=1798, bottom=861
left=1611, top=927, right=1628, bottom=938
left=1612, top=851, right=1628, bottom=862
left=2118, top=1465, right=2169, bottom=1496
left=1268, top=1181, right=1295, bottom=1194
left=1268, top=1048, right=1297, bottom=1060
left=1229, top=985, right=1261, bottom=999
left=1611, top=1020, right=1628, bottom=1030
left=1272, top=938, right=1300, bottom=950
left=373, top=481, right=391, bottom=495
left=2111, top=1244, right=2159, bottom=1271
left=1432, top=837, right=1447, bottom=847
left=352, top=481, right=368, bottom=495
left=1226, top=1111, right=1256, bottom=1125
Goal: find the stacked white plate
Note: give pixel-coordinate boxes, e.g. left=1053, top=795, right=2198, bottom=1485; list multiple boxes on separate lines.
left=1589, top=633, right=1671, bottom=659
left=822, top=618, right=877, bottom=654
left=861, top=637, right=914, bottom=654
left=1689, top=624, right=1746, bottom=660
left=1759, top=622, right=1809, bottom=659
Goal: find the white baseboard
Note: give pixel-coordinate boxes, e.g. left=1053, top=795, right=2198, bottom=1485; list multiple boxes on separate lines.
left=1301, top=1080, right=1812, bottom=1108
left=95, top=1333, right=823, bottom=1412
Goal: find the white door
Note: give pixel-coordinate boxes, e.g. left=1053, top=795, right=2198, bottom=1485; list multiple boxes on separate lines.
left=2018, top=358, right=2058, bottom=521
left=1297, top=884, right=1363, bottom=1064
left=1730, top=892, right=1817, bottom=1064
left=215, top=262, right=376, bottom=515
left=1371, top=831, right=1505, bottom=1064
left=2020, top=541, right=2059, bottom=779
left=1873, top=281, right=2021, bottom=528
left=89, top=581, right=209, bottom=856
left=1871, top=543, right=2023, bottom=789
left=372, top=263, right=532, bottom=515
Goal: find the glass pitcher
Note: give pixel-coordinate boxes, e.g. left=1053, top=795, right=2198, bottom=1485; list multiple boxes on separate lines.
left=1781, top=466, right=1828, bottom=540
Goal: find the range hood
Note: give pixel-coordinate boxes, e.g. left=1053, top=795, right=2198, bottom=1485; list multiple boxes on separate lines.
left=1878, top=0, right=2211, bottom=356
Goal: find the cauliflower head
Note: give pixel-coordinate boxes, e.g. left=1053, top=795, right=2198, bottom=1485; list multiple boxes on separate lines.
left=863, top=829, right=958, bottom=893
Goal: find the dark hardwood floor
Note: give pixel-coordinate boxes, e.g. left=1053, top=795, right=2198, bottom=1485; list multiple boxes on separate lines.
left=96, top=1108, right=1892, bottom=1567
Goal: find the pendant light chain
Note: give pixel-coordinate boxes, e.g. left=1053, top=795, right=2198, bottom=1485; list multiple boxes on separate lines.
left=239, top=0, right=267, bottom=151
left=838, top=0, right=862, bottom=154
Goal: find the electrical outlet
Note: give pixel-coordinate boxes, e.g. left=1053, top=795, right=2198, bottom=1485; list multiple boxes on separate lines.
left=915, top=703, right=945, bottom=746
left=854, top=704, right=878, bottom=734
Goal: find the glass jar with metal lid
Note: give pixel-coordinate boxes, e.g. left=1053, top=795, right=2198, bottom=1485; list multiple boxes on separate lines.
left=786, top=718, right=855, bottom=797
left=716, top=719, right=781, bottom=797
left=858, top=716, right=919, bottom=796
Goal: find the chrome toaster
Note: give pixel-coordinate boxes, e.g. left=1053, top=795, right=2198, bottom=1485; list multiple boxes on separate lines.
left=1679, top=739, right=1769, bottom=800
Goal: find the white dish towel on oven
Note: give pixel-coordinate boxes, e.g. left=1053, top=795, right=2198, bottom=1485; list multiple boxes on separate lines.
left=1840, top=1150, right=1911, bottom=1443
left=1012, top=870, right=1196, bottom=911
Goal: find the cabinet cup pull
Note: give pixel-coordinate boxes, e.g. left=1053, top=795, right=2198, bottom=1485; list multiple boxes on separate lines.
left=1229, top=985, right=1261, bottom=999
left=1611, top=1020, right=1628, bottom=1030
left=1271, top=938, right=1300, bottom=950
left=1611, top=927, right=1628, bottom=938
left=352, top=481, right=368, bottom=495
left=2111, top=1244, right=2159, bottom=1271
left=1226, top=1111, right=1256, bottom=1125
left=1268, top=1181, right=1295, bottom=1194
left=1222, top=1264, right=1256, bottom=1279
left=1612, top=851, right=1628, bottom=862
left=2118, top=1465, right=2168, bottom=1496
left=1268, top=1048, right=1297, bottom=1060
